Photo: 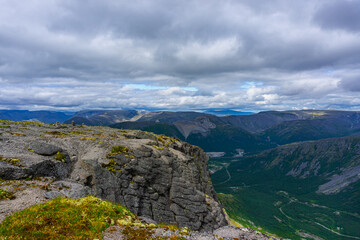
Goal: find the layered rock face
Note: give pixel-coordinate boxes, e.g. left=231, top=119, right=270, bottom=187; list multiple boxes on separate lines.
left=0, top=120, right=227, bottom=231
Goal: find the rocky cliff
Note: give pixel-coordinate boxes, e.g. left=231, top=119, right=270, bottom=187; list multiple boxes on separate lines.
left=0, top=120, right=226, bottom=231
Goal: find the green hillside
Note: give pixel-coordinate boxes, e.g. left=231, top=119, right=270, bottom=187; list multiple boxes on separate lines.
left=210, top=136, right=360, bottom=239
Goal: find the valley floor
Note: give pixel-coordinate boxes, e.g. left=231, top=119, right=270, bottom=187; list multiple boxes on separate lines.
left=210, top=157, right=360, bottom=240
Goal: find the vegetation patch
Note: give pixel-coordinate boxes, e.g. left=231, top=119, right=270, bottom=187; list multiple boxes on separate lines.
left=8, top=132, right=26, bottom=136
left=70, top=131, right=85, bottom=135
left=101, top=159, right=120, bottom=173
left=110, top=146, right=130, bottom=155
left=152, top=145, right=164, bottom=150
left=0, top=125, right=11, bottom=129
left=0, top=156, right=23, bottom=167
left=0, top=196, right=190, bottom=240
left=0, top=120, right=43, bottom=126
left=0, top=188, right=15, bottom=200
left=54, top=152, right=66, bottom=162
left=0, top=196, right=135, bottom=240
left=80, top=136, right=97, bottom=141
left=106, top=146, right=135, bottom=160
left=154, top=134, right=180, bottom=148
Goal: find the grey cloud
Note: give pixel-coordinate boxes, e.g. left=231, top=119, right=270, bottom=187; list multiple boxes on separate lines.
left=339, top=76, right=360, bottom=91
left=0, top=0, right=360, bottom=111
left=313, top=0, right=360, bottom=32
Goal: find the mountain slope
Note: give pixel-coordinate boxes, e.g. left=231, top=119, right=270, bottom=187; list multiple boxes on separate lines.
left=258, top=111, right=360, bottom=145
left=211, top=135, right=360, bottom=239
left=134, top=111, right=207, bottom=123
left=64, top=110, right=139, bottom=126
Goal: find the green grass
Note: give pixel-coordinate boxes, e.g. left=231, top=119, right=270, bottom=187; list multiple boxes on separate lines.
left=0, top=189, right=15, bottom=200
left=0, top=196, right=135, bottom=239
left=0, top=196, right=189, bottom=240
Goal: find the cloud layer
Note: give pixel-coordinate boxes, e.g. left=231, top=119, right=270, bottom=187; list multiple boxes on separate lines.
left=1, top=0, right=360, bottom=112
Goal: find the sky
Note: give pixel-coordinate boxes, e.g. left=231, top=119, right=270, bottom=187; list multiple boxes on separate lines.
left=1, top=0, right=360, bottom=112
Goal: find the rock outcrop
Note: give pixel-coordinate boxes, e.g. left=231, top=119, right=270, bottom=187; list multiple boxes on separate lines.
left=0, top=120, right=226, bottom=231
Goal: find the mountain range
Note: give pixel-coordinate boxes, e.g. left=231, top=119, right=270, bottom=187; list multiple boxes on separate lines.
left=66, top=109, right=360, bottom=154
left=2, top=109, right=360, bottom=154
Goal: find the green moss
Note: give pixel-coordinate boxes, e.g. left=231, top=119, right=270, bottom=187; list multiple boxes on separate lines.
left=27, top=146, right=35, bottom=153
left=0, top=125, right=11, bottom=128
left=153, top=134, right=180, bottom=148
left=101, top=159, right=119, bottom=173
left=111, top=146, right=130, bottom=155
left=0, top=189, right=15, bottom=200
left=0, top=196, right=135, bottom=240
left=0, top=156, right=23, bottom=167
left=54, top=152, right=66, bottom=162
left=0, top=195, right=191, bottom=239
left=70, top=131, right=85, bottom=135
left=106, top=146, right=135, bottom=159
left=80, top=136, right=97, bottom=141
left=152, top=145, right=164, bottom=150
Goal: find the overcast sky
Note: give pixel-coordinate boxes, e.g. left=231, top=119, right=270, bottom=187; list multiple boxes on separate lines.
left=1, top=0, right=360, bottom=112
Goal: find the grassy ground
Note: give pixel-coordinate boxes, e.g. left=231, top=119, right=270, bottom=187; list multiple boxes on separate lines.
left=0, top=196, right=188, bottom=240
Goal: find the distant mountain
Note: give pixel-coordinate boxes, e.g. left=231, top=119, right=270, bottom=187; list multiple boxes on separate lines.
left=258, top=110, right=360, bottom=145
left=64, top=110, right=139, bottom=126
left=111, top=110, right=360, bottom=154
left=133, top=111, right=207, bottom=123
left=112, top=115, right=272, bottom=153
left=4, top=109, right=360, bottom=154
left=202, top=109, right=254, bottom=116
left=0, top=110, right=73, bottom=123
left=221, top=110, right=304, bottom=133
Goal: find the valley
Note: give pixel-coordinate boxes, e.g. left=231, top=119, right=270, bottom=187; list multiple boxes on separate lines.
left=210, top=136, right=360, bottom=240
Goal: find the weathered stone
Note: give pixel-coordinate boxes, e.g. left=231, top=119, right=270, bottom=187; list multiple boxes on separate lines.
left=29, top=142, right=62, bottom=156
left=44, top=191, right=64, bottom=199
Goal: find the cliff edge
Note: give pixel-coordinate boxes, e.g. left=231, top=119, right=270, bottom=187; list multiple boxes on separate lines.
left=0, top=120, right=226, bottom=231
